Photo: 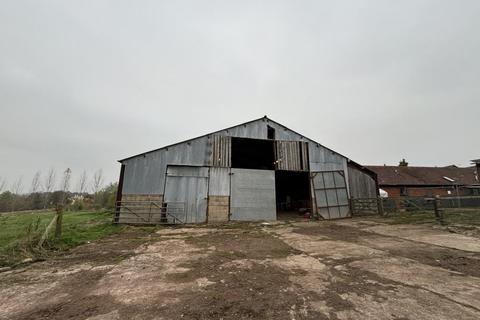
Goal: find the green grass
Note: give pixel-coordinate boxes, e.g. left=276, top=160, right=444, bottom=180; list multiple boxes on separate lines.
left=383, top=208, right=480, bottom=226
left=0, top=210, right=123, bottom=267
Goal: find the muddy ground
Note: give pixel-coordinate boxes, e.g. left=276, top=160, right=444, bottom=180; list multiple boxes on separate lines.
left=1, top=219, right=480, bottom=320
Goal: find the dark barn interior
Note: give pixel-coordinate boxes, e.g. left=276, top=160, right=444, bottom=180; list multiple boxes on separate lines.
left=275, top=171, right=311, bottom=218
left=231, top=137, right=275, bottom=170
left=230, top=136, right=312, bottom=219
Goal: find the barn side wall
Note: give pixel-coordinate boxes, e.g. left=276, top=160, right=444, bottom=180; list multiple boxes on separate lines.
left=347, top=165, right=378, bottom=199
left=122, top=136, right=211, bottom=194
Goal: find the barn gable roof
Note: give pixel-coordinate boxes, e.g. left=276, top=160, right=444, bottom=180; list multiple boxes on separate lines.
left=118, top=116, right=375, bottom=177
left=119, top=116, right=267, bottom=162
left=119, top=116, right=342, bottom=162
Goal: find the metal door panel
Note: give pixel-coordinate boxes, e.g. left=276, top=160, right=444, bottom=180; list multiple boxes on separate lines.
left=311, top=170, right=350, bottom=219
left=230, top=169, right=276, bottom=221
left=164, top=166, right=209, bottom=223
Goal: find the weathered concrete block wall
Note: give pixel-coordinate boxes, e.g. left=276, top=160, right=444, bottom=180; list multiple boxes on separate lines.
left=207, top=196, right=230, bottom=223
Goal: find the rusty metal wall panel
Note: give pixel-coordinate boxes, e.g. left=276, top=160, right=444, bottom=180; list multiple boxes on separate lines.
left=210, top=119, right=267, bottom=139
left=122, top=136, right=211, bottom=194
left=264, top=120, right=305, bottom=142
left=208, top=167, right=231, bottom=196
left=164, top=166, right=209, bottom=223
left=211, top=135, right=231, bottom=167
left=347, top=165, right=377, bottom=199
left=167, top=165, right=209, bottom=177
left=274, top=141, right=309, bottom=171
left=308, top=143, right=345, bottom=172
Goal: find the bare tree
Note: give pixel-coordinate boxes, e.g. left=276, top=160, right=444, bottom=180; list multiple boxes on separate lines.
left=30, top=171, right=42, bottom=194
left=10, top=177, right=23, bottom=212
left=61, top=168, right=72, bottom=192
left=11, top=177, right=23, bottom=195
left=91, top=169, right=104, bottom=194
left=43, top=168, right=56, bottom=209
left=60, top=168, right=72, bottom=205
left=43, top=168, right=56, bottom=193
left=77, top=170, right=88, bottom=194
left=0, top=177, right=6, bottom=193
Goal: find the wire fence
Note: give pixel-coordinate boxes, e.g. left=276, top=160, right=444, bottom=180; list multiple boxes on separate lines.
left=350, top=195, right=480, bottom=217
left=382, top=196, right=480, bottom=213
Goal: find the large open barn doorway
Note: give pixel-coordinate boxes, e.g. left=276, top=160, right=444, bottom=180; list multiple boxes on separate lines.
left=231, top=137, right=275, bottom=170
left=275, top=171, right=311, bottom=219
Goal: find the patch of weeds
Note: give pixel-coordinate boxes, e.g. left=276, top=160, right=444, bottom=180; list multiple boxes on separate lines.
left=115, top=255, right=127, bottom=263
left=0, top=210, right=125, bottom=267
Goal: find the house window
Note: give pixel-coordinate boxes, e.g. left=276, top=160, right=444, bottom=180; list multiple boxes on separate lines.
left=400, top=187, right=408, bottom=196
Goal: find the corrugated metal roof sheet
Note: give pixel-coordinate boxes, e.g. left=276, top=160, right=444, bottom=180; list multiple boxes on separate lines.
left=367, top=165, right=478, bottom=186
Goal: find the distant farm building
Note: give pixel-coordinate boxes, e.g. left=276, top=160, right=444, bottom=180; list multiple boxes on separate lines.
left=115, top=117, right=378, bottom=224
left=367, top=163, right=480, bottom=201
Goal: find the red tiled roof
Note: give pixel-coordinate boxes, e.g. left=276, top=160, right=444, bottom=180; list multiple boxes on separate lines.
left=366, top=165, right=479, bottom=186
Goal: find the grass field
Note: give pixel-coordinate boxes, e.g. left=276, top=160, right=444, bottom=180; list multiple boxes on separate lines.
left=0, top=210, right=123, bottom=267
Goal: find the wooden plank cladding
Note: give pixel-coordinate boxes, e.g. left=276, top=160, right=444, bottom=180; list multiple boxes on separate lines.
left=211, top=135, right=231, bottom=167
left=275, top=141, right=309, bottom=171
left=207, top=196, right=230, bottom=223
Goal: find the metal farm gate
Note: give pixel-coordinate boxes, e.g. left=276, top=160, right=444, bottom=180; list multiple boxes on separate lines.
left=164, top=166, right=209, bottom=223
left=311, top=170, right=350, bottom=219
left=230, top=168, right=276, bottom=221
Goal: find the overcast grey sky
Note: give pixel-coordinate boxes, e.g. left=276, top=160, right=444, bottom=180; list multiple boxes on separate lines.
left=1, top=0, right=479, bottom=191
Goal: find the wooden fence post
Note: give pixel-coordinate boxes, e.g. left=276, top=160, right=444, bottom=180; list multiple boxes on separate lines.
left=38, top=214, right=57, bottom=248
left=55, top=205, right=63, bottom=239
left=433, top=196, right=445, bottom=225
left=377, top=197, right=385, bottom=216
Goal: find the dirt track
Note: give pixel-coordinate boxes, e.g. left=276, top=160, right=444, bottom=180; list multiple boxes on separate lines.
left=1, top=219, right=480, bottom=320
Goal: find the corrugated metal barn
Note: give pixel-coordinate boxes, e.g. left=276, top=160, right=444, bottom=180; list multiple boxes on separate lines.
left=115, top=116, right=378, bottom=224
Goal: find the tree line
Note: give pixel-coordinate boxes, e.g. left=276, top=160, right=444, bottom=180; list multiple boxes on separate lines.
left=0, top=169, right=117, bottom=213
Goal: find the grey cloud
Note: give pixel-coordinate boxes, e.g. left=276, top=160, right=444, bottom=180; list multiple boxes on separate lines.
left=1, top=0, right=479, bottom=190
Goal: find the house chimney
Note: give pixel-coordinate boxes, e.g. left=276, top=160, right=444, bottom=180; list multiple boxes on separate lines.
left=472, top=159, right=480, bottom=183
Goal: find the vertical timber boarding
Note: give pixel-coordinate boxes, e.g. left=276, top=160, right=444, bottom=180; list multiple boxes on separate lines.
left=274, top=141, right=309, bottom=171
left=212, top=135, right=231, bottom=167
left=208, top=137, right=231, bottom=222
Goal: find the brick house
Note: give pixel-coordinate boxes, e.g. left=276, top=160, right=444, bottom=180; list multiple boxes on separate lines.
left=366, top=164, right=480, bottom=200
